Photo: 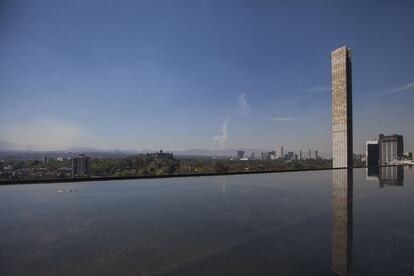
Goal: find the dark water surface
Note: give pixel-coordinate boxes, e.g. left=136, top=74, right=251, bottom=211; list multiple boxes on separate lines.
left=1, top=167, right=413, bottom=275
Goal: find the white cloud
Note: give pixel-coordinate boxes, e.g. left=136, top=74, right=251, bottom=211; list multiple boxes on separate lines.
left=266, top=117, right=296, bottom=122
left=272, top=95, right=308, bottom=107
left=236, top=93, right=251, bottom=117
left=212, top=93, right=250, bottom=147
left=383, top=83, right=414, bottom=95
left=0, top=118, right=94, bottom=150
left=213, top=116, right=229, bottom=147
left=272, top=85, right=330, bottom=107
left=305, top=85, right=331, bottom=92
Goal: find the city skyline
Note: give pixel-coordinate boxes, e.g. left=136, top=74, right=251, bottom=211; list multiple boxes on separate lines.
left=1, top=1, right=413, bottom=153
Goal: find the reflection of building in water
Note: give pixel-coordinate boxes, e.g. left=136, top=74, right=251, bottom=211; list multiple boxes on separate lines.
left=379, top=166, right=404, bottom=188
left=332, top=169, right=353, bottom=275
left=366, top=166, right=379, bottom=181
left=365, top=166, right=404, bottom=188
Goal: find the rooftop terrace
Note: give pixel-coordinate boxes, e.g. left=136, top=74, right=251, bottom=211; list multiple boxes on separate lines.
left=1, top=167, right=413, bottom=275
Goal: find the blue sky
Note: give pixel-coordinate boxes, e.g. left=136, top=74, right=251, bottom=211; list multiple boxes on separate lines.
left=0, top=0, right=413, bottom=154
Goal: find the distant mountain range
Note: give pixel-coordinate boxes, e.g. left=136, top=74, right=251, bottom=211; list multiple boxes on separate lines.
left=67, top=146, right=143, bottom=154
left=0, top=140, right=266, bottom=157
left=0, top=140, right=34, bottom=151
left=173, top=148, right=266, bottom=157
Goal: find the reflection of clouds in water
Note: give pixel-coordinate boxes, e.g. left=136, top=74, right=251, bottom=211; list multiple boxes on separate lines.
left=240, top=189, right=256, bottom=197
left=57, top=189, right=78, bottom=193
left=212, top=176, right=258, bottom=228
left=40, top=232, right=60, bottom=246
left=275, top=198, right=291, bottom=202
left=67, top=218, right=96, bottom=234
left=390, top=229, right=414, bottom=239
left=214, top=176, right=229, bottom=197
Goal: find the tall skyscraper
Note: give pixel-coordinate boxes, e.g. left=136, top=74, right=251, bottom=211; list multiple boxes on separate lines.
left=314, top=150, right=319, bottom=159
left=332, top=169, right=353, bottom=275
left=299, top=150, right=302, bottom=160
left=307, top=149, right=312, bottom=159
left=378, top=134, right=403, bottom=166
left=261, top=152, right=271, bottom=161
left=332, top=46, right=353, bottom=168
left=72, top=154, right=90, bottom=177
left=366, top=140, right=379, bottom=167
left=236, top=150, right=245, bottom=160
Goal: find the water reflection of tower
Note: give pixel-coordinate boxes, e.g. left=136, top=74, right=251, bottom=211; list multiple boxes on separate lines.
left=332, top=169, right=353, bottom=275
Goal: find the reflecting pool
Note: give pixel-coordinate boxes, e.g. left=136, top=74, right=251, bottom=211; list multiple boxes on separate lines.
left=1, top=167, right=413, bottom=275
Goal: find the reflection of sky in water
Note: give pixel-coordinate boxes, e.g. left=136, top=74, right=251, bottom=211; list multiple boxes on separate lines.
left=213, top=176, right=228, bottom=198
left=0, top=167, right=413, bottom=276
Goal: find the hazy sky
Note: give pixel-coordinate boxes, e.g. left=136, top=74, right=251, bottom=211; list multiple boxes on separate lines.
left=0, top=0, right=413, bottom=154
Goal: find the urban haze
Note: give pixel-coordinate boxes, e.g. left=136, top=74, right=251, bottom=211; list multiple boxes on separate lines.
left=0, top=1, right=414, bottom=276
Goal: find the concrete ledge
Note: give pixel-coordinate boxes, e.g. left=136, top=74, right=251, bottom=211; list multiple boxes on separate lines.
left=0, top=165, right=409, bottom=186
